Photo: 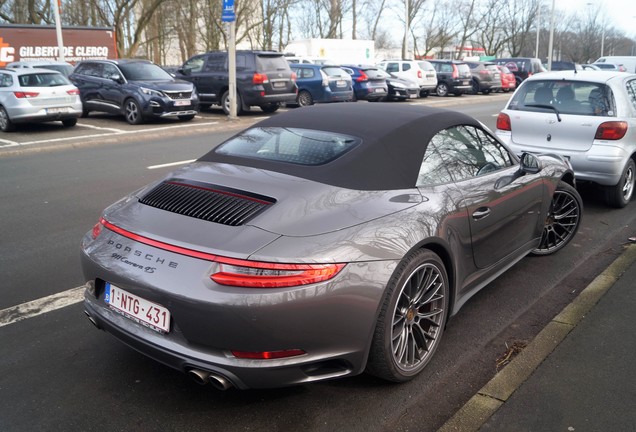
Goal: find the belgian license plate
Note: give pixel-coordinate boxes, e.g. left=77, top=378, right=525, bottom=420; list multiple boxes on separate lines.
left=375, top=88, right=384, bottom=93
left=336, top=80, right=347, bottom=87
left=47, top=107, right=70, bottom=114
left=463, top=80, right=469, bottom=85
left=105, top=282, right=170, bottom=333
left=174, top=100, right=190, bottom=106
left=409, top=93, right=418, bottom=99
left=273, top=81, right=285, bottom=88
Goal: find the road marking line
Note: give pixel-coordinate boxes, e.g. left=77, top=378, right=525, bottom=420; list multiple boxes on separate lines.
left=77, top=123, right=126, bottom=133
left=147, top=159, right=196, bottom=169
left=0, top=138, right=19, bottom=147
left=0, top=286, right=85, bottom=329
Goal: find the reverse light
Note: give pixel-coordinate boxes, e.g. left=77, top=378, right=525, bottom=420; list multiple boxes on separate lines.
left=211, top=257, right=345, bottom=288
left=14, top=91, right=39, bottom=98
left=595, top=121, right=628, bottom=140
left=253, top=72, right=269, bottom=84
left=231, top=349, right=306, bottom=360
left=496, top=112, right=512, bottom=131
left=98, top=218, right=345, bottom=288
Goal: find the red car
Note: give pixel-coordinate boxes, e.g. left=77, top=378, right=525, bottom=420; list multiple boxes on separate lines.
left=497, top=65, right=516, bottom=92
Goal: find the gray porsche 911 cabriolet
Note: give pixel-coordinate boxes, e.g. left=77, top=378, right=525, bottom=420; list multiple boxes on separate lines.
left=81, top=103, right=582, bottom=389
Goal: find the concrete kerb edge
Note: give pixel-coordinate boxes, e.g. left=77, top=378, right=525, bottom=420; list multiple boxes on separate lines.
left=438, top=243, right=636, bottom=432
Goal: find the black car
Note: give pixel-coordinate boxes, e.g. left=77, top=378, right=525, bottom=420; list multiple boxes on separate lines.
left=70, top=59, right=199, bottom=125
left=550, top=61, right=583, bottom=71
left=176, top=50, right=297, bottom=115
left=493, top=58, right=546, bottom=86
left=465, top=61, right=502, bottom=94
left=427, top=60, right=473, bottom=97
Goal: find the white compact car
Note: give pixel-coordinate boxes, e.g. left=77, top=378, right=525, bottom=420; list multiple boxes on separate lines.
left=377, top=60, right=437, bottom=97
left=496, top=70, right=636, bottom=208
left=0, top=68, right=83, bottom=132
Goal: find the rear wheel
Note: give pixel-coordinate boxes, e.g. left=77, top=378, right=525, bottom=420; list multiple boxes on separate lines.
left=531, top=181, right=582, bottom=255
left=436, top=82, right=449, bottom=97
left=124, top=98, right=143, bottom=125
left=62, top=118, right=77, bottom=127
left=222, top=90, right=243, bottom=115
left=606, top=159, right=635, bottom=208
left=0, top=106, right=15, bottom=132
left=260, top=103, right=279, bottom=113
left=366, top=249, right=449, bottom=382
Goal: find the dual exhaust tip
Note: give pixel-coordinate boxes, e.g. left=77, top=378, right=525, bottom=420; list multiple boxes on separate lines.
left=187, top=369, right=234, bottom=391
left=85, top=311, right=233, bottom=390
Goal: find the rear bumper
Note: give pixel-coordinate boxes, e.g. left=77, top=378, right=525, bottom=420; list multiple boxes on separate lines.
left=9, top=104, right=83, bottom=123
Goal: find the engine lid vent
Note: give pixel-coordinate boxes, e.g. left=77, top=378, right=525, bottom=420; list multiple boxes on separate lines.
left=139, top=179, right=275, bottom=226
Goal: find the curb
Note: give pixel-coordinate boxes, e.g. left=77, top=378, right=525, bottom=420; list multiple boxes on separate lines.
left=438, top=242, right=636, bottom=432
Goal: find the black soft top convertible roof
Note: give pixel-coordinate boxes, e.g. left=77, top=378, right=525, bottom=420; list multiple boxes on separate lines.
left=199, top=103, right=483, bottom=190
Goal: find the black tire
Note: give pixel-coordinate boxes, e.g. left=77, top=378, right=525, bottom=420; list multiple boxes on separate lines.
left=531, top=181, right=582, bottom=256
left=62, top=118, right=77, bottom=127
left=472, top=80, right=480, bottom=95
left=436, top=82, right=449, bottom=97
left=366, top=249, right=449, bottom=382
left=605, top=158, right=635, bottom=208
left=124, top=98, right=143, bottom=125
left=419, top=90, right=429, bottom=98
left=222, top=90, right=243, bottom=115
left=482, top=89, right=491, bottom=95
left=260, top=103, right=279, bottom=113
left=0, top=106, right=16, bottom=132
left=178, top=114, right=195, bottom=122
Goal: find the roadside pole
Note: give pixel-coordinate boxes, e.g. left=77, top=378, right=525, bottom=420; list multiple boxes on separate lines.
left=53, top=0, right=65, bottom=62
left=222, top=0, right=237, bottom=120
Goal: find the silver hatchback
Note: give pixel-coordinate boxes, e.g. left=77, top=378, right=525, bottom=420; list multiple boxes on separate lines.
left=0, top=68, right=83, bottom=132
left=496, top=71, right=636, bottom=207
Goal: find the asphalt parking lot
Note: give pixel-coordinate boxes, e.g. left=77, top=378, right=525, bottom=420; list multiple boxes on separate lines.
left=0, top=93, right=511, bottom=157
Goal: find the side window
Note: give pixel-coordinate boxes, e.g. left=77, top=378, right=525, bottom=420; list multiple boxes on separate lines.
left=417, top=125, right=513, bottom=186
left=182, top=55, right=205, bottom=74
left=204, top=54, right=227, bottom=72
left=626, top=79, right=636, bottom=111
left=385, top=62, right=399, bottom=73
left=441, top=63, right=453, bottom=73
left=101, top=64, right=118, bottom=79
left=0, top=73, right=12, bottom=87
left=403, top=63, right=411, bottom=71
left=236, top=53, right=247, bottom=71
left=77, top=62, right=101, bottom=77
left=303, top=68, right=315, bottom=78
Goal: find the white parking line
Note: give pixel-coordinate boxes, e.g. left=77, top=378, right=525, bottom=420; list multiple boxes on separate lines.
left=77, top=123, right=126, bottom=133
left=0, top=286, right=85, bottom=328
left=0, top=138, right=19, bottom=147
left=147, top=159, right=196, bottom=169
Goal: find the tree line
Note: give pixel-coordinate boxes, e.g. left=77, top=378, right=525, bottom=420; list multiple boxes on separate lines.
left=0, top=0, right=633, bottom=65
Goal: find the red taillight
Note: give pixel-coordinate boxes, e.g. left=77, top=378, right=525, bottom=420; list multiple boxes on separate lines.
left=356, top=70, right=369, bottom=82
left=67, top=89, right=80, bottom=95
left=417, top=70, right=422, bottom=78
left=497, top=113, right=511, bottom=131
left=231, top=349, right=306, bottom=360
left=211, top=256, right=345, bottom=288
left=291, top=71, right=297, bottom=82
left=91, top=222, right=103, bottom=239
left=99, top=218, right=346, bottom=288
left=595, top=121, right=628, bottom=140
left=14, top=91, right=39, bottom=98
left=252, top=72, right=269, bottom=84
left=452, top=65, right=459, bottom=79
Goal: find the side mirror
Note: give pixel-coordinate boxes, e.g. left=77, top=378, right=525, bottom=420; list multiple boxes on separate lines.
left=110, top=73, right=123, bottom=83
left=178, top=67, right=188, bottom=76
left=519, top=152, right=542, bottom=174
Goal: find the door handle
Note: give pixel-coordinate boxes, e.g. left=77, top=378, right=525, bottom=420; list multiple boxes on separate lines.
left=472, top=207, right=491, bottom=220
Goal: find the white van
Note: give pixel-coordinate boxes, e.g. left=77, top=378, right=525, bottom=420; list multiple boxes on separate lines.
left=594, top=56, right=636, bottom=73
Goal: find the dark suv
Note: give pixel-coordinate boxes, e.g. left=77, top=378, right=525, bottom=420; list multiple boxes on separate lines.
left=69, top=59, right=199, bottom=125
left=493, top=58, right=546, bottom=86
left=176, top=50, right=297, bottom=115
left=427, top=60, right=472, bottom=96
left=465, top=61, right=501, bottom=94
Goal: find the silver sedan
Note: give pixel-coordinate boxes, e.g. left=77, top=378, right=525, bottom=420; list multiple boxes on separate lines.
left=0, top=67, right=83, bottom=132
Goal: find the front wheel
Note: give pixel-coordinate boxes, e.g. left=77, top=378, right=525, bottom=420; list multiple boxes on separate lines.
left=531, top=181, right=582, bottom=256
left=124, top=98, right=143, bottom=125
left=366, top=249, right=449, bottom=382
left=605, top=159, right=635, bottom=208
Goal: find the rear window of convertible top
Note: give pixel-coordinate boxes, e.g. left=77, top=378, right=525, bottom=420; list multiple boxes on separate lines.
left=214, top=127, right=360, bottom=166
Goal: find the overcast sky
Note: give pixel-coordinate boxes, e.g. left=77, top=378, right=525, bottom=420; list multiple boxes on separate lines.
left=555, top=0, right=636, bottom=35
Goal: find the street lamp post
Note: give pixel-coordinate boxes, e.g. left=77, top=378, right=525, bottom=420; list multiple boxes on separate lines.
left=547, top=0, right=556, bottom=70
left=535, top=1, right=541, bottom=58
